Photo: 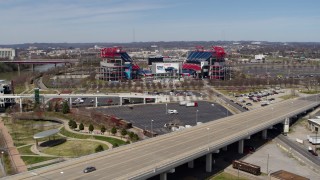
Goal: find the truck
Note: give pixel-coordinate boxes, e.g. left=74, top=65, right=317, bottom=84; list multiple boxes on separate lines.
left=186, top=102, right=198, bottom=107
left=179, top=101, right=189, bottom=106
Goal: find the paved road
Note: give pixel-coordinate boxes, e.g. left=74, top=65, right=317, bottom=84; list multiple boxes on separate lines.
left=5, top=95, right=320, bottom=180
left=276, top=134, right=320, bottom=166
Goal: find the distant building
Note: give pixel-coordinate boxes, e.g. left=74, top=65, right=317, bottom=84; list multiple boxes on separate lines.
left=255, top=54, right=266, bottom=61
left=0, top=48, right=16, bottom=60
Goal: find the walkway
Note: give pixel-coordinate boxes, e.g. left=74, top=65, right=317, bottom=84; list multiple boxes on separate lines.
left=0, top=118, right=27, bottom=173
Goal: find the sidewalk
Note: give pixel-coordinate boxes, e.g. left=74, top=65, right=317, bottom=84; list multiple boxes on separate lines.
left=0, top=118, right=27, bottom=173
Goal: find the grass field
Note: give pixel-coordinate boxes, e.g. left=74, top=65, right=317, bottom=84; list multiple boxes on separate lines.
left=59, top=127, right=126, bottom=146
left=4, top=118, right=62, bottom=146
left=21, top=156, right=57, bottom=165
left=17, top=145, right=38, bottom=155
left=209, top=172, right=248, bottom=180
left=42, top=140, right=108, bottom=157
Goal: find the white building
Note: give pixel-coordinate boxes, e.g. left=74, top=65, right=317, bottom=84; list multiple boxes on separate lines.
left=254, top=54, right=266, bottom=61
left=0, top=48, right=16, bottom=60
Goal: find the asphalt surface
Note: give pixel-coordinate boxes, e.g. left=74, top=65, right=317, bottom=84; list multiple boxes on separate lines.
left=239, top=64, right=320, bottom=78
left=6, top=95, right=319, bottom=180
left=96, top=101, right=231, bottom=135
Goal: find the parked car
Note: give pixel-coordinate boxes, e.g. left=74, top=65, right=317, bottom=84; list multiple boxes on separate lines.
left=83, top=166, right=96, bottom=173
left=168, top=109, right=178, bottom=114
left=244, top=145, right=256, bottom=154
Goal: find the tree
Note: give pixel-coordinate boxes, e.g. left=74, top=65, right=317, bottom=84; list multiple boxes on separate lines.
left=62, top=101, right=70, bottom=114
left=54, top=102, right=59, bottom=112
left=121, top=129, right=127, bottom=139
left=128, top=131, right=134, bottom=140
left=111, top=127, right=117, bottom=135
left=47, top=101, right=53, bottom=112
left=68, top=120, right=74, bottom=127
left=100, top=125, right=106, bottom=134
left=95, top=145, right=104, bottom=152
left=133, top=134, right=139, bottom=141
left=79, top=123, right=84, bottom=131
left=89, top=124, right=94, bottom=133
left=113, top=143, right=119, bottom=148
left=71, top=121, right=77, bottom=129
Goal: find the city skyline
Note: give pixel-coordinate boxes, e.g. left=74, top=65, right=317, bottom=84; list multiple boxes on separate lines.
left=0, top=0, right=320, bottom=44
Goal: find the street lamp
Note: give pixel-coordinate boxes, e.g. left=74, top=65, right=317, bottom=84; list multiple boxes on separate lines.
left=151, top=120, right=154, bottom=138
left=237, top=164, right=242, bottom=179
left=1, top=151, right=5, bottom=176
left=196, top=109, right=199, bottom=125
left=165, top=103, right=167, bottom=114
left=266, top=154, right=269, bottom=173
left=207, top=128, right=210, bottom=150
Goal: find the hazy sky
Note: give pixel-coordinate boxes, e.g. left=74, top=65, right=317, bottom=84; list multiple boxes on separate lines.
left=1, top=0, right=319, bottom=44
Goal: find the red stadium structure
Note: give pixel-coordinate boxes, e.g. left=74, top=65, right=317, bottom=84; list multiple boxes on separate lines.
left=183, top=46, right=227, bottom=79
left=99, top=47, right=140, bottom=81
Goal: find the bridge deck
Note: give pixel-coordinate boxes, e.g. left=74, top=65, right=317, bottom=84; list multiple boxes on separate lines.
left=7, top=96, right=320, bottom=180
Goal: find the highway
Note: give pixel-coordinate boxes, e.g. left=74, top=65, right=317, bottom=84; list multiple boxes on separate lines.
left=5, top=95, right=319, bottom=180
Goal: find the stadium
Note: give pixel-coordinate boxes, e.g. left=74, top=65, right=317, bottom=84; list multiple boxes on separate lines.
left=98, top=46, right=227, bottom=81
left=183, top=46, right=227, bottom=79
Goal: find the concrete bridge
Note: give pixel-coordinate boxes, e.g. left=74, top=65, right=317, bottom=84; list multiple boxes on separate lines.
left=5, top=95, right=319, bottom=180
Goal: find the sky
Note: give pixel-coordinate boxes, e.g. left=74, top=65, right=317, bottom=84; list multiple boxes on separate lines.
left=0, top=0, right=320, bottom=44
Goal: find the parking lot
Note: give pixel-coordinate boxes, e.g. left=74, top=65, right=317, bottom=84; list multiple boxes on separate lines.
left=96, top=101, right=231, bottom=135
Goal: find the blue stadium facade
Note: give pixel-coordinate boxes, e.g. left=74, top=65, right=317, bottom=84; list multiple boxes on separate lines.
left=184, top=46, right=227, bottom=79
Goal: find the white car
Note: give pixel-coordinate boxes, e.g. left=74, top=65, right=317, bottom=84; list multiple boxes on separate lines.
left=168, top=109, right=178, bottom=114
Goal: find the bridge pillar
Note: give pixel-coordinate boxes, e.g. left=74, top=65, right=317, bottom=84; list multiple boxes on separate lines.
left=55, top=63, right=57, bottom=68
left=160, top=172, right=167, bottom=180
left=188, top=160, right=194, bottom=168
left=144, top=98, right=146, bottom=104
left=262, top=129, right=268, bottom=140
left=222, top=146, right=228, bottom=151
left=69, top=98, right=72, bottom=108
left=206, top=153, right=212, bottom=172
left=213, top=149, right=220, bottom=153
left=245, top=135, right=251, bottom=139
left=95, top=97, right=98, bottom=107
left=19, top=98, right=22, bottom=113
left=120, top=97, right=122, bottom=106
left=238, top=139, right=244, bottom=154
left=31, top=64, right=34, bottom=72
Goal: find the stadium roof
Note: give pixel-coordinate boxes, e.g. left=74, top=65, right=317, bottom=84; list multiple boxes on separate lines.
left=33, top=129, right=60, bottom=139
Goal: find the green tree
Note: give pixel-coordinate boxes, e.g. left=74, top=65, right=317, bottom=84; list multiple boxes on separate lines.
left=100, top=125, right=106, bottom=135
left=133, top=134, right=139, bottom=141
left=68, top=120, right=74, bottom=127
left=113, top=143, right=119, bottom=148
left=47, top=101, right=53, bottom=112
left=62, top=101, right=70, bottom=114
left=128, top=131, right=134, bottom=140
left=89, top=124, right=94, bottom=133
left=120, top=129, right=127, bottom=139
left=54, top=102, right=59, bottom=112
left=71, top=121, right=77, bottom=129
left=79, top=123, right=84, bottom=131
left=111, top=127, right=117, bottom=135
left=95, top=145, right=104, bottom=152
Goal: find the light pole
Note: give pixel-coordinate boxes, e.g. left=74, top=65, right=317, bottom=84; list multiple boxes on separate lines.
left=196, top=109, right=199, bottom=125
left=165, top=103, right=167, bottom=114
left=151, top=120, right=154, bottom=138
left=207, top=128, right=210, bottom=150
left=266, top=154, right=269, bottom=173
left=1, top=151, right=5, bottom=176
left=237, top=164, right=241, bottom=179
